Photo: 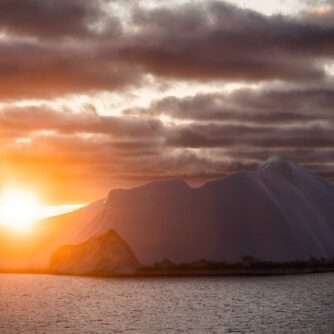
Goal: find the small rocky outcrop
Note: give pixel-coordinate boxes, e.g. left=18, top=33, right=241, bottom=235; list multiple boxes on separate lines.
left=49, top=230, right=141, bottom=275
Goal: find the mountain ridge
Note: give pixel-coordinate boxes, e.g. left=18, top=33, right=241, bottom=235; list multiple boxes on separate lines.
left=2, top=155, right=334, bottom=272
left=90, top=155, right=334, bottom=266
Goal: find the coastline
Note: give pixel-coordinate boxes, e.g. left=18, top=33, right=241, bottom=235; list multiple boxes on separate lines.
left=2, top=266, right=334, bottom=277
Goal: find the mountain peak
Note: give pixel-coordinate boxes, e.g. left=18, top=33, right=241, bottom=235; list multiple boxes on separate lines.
left=265, top=154, right=285, bottom=164
left=256, top=154, right=295, bottom=178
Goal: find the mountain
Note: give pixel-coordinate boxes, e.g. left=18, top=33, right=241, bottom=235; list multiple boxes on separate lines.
left=89, top=155, right=334, bottom=265
left=2, top=155, right=334, bottom=272
left=49, top=230, right=140, bottom=276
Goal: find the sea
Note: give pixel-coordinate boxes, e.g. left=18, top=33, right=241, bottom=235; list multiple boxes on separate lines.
left=1, top=273, right=334, bottom=333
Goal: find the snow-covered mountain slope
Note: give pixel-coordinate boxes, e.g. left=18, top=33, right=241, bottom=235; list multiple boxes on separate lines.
left=91, top=155, right=334, bottom=265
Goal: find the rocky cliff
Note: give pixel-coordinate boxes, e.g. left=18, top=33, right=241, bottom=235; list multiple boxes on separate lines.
left=49, top=230, right=141, bottom=275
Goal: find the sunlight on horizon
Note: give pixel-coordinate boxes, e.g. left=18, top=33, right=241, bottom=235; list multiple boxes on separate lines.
left=0, top=188, right=85, bottom=233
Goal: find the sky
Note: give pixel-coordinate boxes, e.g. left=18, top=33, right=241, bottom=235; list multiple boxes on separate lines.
left=1, top=0, right=334, bottom=204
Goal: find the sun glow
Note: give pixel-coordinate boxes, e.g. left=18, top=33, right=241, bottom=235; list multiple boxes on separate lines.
left=0, top=189, right=41, bottom=232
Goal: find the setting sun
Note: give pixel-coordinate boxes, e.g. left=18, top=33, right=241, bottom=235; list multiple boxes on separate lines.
left=0, top=189, right=41, bottom=232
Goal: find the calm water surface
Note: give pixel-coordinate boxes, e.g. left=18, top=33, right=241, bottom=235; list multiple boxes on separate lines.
left=1, top=273, right=334, bottom=333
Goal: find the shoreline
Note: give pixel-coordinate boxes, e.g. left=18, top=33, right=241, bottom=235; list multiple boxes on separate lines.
left=2, top=266, right=334, bottom=277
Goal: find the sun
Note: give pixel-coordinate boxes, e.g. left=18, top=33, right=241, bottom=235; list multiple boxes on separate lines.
left=0, top=189, right=41, bottom=232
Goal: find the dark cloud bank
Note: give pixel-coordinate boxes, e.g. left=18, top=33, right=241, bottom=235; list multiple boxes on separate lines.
left=1, top=0, right=334, bottom=198
left=1, top=0, right=334, bottom=97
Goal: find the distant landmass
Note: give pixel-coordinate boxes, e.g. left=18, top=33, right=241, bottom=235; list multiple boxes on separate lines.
left=2, top=154, right=334, bottom=276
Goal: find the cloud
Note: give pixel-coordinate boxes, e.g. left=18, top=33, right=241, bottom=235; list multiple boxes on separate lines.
left=0, top=105, right=163, bottom=137
left=2, top=85, right=334, bottom=194
left=116, top=1, right=333, bottom=82
left=1, top=1, right=334, bottom=98
left=1, top=1, right=334, bottom=200
left=0, top=40, right=143, bottom=99
left=0, top=0, right=119, bottom=39
left=165, top=123, right=334, bottom=149
left=126, top=87, right=334, bottom=124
